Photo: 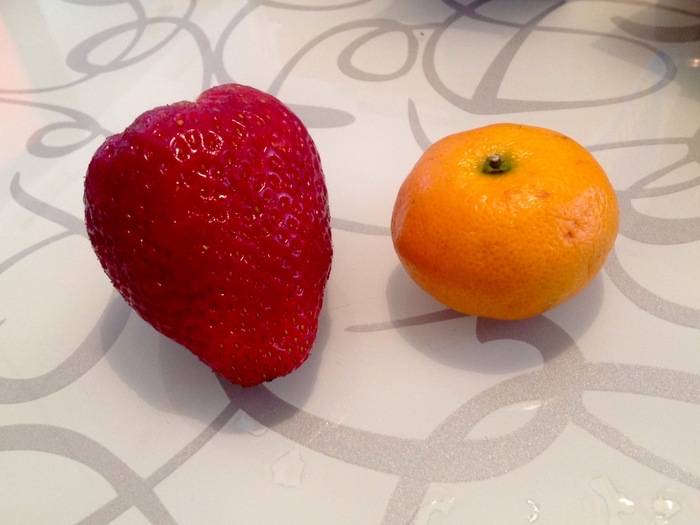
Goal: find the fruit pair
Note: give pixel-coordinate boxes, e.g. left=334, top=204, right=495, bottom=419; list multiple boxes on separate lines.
left=85, top=86, right=619, bottom=387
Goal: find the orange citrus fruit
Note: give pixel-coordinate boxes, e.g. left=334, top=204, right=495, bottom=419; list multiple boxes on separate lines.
left=391, top=123, right=619, bottom=320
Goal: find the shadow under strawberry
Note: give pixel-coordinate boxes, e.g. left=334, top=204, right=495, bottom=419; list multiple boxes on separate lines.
left=102, top=298, right=331, bottom=426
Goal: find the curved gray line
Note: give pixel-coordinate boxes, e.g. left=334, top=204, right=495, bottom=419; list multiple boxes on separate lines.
left=65, top=0, right=151, bottom=73
left=218, top=317, right=583, bottom=519
left=210, top=1, right=259, bottom=85
left=594, top=0, right=700, bottom=17
left=443, top=0, right=551, bottom=27
left=67, top=11, right=214, bottom=92
left=605, top=248, right=700, bottom=328
left=0, top=77, right=93, bottom=96
left=0, top=424, right=177, bottom=524
left=0, top=292, right=131, bottom=404
left=337, top=23, right=419, bottom=82
left=346, top=308, right=464, bottom=332
left=0, top=0, right=149, bottom=94
left=407, top=99, right=433, bottom=152
left=467, top=0, right=566, bottom=108
left=423, top=2, right=677, bottom=114
left=78, top=14, right=203, bottom=70
left=620, top=157, right=699, bottom=199
left=258, top=0, right=374, bottom=10
left=588, top=137, right=690, bottom=151
left=0, top=231, right=73, bottom=276
left=82, top=399, right=242, bottom=523
left=613, top=128, right=700, bottom=198
left=0, top=1, right=199, bottom=94
left=574, top=410, right=700, bottom=489
left=576, top=362, right=700, bottom=488
left=241, top=316, right=583, bottom=481
left=287, top=104, right=356, bottom=129
left=612, top=17, right=700, bottom=43
left=617, top=195, right=700, bottom=246
left=223, top=315, right=700, bottom=525
left=587, top=129, right=700, bottom=244
left=148, top=401, right=241, bottom=484
left=267, top=18, right=425, bottom=96
left=330, top=217, right=390, bottom=236
left=382, top=477, right=431, bottom=525
left=10, top=173, right=86, bottom=235
left=0, top=98, right=111, bottom=157
left=583, top=362, right=700, bottom=404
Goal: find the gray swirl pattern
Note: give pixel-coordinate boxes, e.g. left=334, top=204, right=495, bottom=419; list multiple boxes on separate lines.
left=1, top=0, right=700, bottom=523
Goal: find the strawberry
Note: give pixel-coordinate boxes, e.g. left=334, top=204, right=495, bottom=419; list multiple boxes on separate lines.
left=84, top=83, right=332, bottom=387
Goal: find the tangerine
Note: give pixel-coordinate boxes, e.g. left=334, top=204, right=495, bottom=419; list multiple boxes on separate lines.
left=391, top=123, right=619, bottom=320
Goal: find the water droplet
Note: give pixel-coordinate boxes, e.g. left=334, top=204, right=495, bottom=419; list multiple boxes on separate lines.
left=653, top=494, right=681, bottom=523
left=527, top=498, right=540, bottom=522
left=408, top=496, right=455, bottom=525
left=231, top=410, right=267, bottom=436
left=272, top=449, right=304, bottom=488
left=467, top=400, right=543, bottom=440
left=590, top=476, right=635, bottom=524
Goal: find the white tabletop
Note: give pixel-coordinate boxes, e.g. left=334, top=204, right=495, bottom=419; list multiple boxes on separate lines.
left=1, top=1, right=700, bottom=523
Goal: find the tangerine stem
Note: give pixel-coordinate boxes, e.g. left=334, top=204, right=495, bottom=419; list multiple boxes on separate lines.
left=482, top=154, right=510, bottom=175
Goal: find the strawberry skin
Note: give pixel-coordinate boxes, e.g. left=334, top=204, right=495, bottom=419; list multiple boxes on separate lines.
left=84, top=84, right=332, bottom=387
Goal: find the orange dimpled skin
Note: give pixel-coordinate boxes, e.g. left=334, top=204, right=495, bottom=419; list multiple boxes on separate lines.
left=391, top=123, right=619, bottom=320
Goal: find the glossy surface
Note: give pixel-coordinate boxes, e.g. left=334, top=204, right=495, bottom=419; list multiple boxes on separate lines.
left=1, top=1, right=700, bottom=523
left=84, top=83, right=332, bottom=387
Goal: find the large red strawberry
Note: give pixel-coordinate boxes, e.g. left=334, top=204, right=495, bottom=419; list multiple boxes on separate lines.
left=84, top=84, right=332, bottom=387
